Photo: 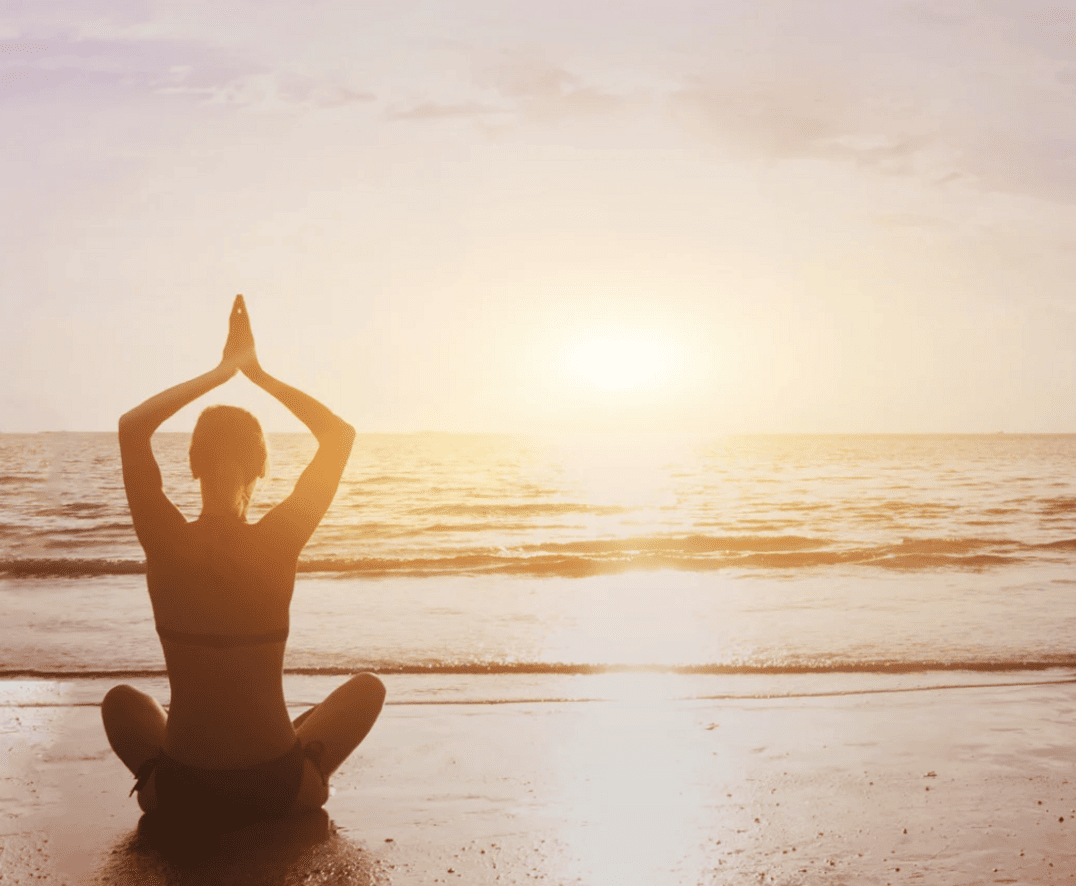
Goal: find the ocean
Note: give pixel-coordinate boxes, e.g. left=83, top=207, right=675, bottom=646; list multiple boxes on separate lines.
left=2, top=432, right=1075, bottom=701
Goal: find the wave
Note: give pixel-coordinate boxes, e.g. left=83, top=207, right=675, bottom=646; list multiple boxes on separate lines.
left=524, top=534, right=824, bottom=554
left=32, top=522, right=133, bottom=537
left=1036, top=537, right=1076, bottom=550
left=354, top=474, right=423, bottom=486
left=408, top=502, right=628, bottom=518
left=0, top=474, right=44, bottom=484
left=3, top=534, right=1073, bottom=578
left=418, top=522, right=554, bottom=534
left=1, top=558, right=147, bottom=576
left=1041, top=497, right=1076, bottom=516
left=4, top=656, right=1076, bottom=680
left=36, top=502, right=112, bottom=517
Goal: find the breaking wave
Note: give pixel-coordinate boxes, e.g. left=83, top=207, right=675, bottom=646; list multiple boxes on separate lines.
left=2, top=533, right=1071, bottom=578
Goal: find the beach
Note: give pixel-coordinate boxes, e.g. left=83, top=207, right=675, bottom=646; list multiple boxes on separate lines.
left=4, top=432, right=1076, bottom=882
left=4, top=672, right=1076, bottom=885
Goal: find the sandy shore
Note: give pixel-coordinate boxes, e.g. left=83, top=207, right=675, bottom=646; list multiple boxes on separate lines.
left=2, top=673, right=1076, bottom=885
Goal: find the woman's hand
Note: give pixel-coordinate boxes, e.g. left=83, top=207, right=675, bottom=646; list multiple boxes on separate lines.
left=221, top=294, right=260, bottom=377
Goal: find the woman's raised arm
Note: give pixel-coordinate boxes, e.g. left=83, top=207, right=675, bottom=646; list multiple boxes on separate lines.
left=118, top=300, right=247, bottom=546
left=232, top=301, right=355, bottom=552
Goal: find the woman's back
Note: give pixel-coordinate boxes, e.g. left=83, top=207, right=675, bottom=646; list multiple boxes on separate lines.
left=160, top=641, right=293, bottom=767
left=149, top=516, right=299, bottom=768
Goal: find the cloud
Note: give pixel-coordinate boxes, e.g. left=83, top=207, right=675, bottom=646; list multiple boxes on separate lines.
left=479, top=50, right=576, bottom=100
left=0, top=27, right=376, bottom=113
left=157, top=65, right=376, bottom=111
left=477, top=49, right=622, bottom=121
left=0, top=41, right=49, bottom=53
left=900, top=0, right=1076, bottom=62
left=674, top=74, right=1076, bottom=204
left=871, top=212, right=944, bottom=230
left=671, top=80, right=841, bottom=161
left=667, top=0, right=1076, bottom=206
left=385, top=48, right=624, bottom=130
left=387, top=100, right=503, bottom=122
left=0, top=29, right=240, bottom=100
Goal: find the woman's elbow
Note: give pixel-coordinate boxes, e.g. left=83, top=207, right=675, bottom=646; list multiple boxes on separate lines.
left=339, top=420, right=356, bottom=452
left=118, top=411, right=149, bottom=441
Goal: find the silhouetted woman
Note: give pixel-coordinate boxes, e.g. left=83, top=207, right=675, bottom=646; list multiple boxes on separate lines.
left=102, top=295, right=384, bottom=828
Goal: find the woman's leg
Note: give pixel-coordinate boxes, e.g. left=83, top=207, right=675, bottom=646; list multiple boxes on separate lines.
left=291, top=704, right=318, bottom=731
left=293, top=673, right=386, bottom=810
left=101, top=684, right=167, bottom=812
left=102, top=684, right=167, bottom=773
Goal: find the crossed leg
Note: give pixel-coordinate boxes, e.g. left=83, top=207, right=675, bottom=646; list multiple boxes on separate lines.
left=101, top=684, right=166, bottom=812
left=101, top=674, right=386, bottom=814
left=291, top=673, right=386, bottom=811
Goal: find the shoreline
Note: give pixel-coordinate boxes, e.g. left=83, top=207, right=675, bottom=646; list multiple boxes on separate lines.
left=8, top=658, right=1076, bottom=680
left=3, top=673, right=1076, bottom=884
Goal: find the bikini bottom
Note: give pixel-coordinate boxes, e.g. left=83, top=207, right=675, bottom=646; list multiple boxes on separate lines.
left=131, top=739, right=326, bottom=830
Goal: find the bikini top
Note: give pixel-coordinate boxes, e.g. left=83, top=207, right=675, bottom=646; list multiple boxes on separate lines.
left=156, top=625, right=289, bottom=649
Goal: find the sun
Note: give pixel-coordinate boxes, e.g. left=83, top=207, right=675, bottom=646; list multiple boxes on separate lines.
left=564, top=330, right=678, bottom=393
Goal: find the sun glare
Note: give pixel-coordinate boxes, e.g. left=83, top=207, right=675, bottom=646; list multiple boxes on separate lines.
left=565, top=331, right=678, bottom=393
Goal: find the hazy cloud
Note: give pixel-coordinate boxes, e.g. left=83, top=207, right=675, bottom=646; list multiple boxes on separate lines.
left=0, top=41, right=49, bottom=53
left=871, top=212, right=944, bottom=230
left=667, top=0, right=1076, bottom=205
left=672, top=80, right=841, bottom=161
left=676, top=73, right=1076, bottom=204
left=157, top=66, right=376, bottom=111
left=477, top=49, right=622, bottom=122
left=387, top=100, right=502, bottom=122
left=385, top=50, right=623, bottom=130
left=0, top=26, right=376, bottom=112
left=0, top=30, right=251, bottom=99
left=479, top=50, right=576, bottom=100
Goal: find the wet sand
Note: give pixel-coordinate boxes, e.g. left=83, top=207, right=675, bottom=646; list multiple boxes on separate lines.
left=2, top=674, right=1075, bottom=884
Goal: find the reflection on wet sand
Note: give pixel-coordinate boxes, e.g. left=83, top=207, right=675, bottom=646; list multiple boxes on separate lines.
left=548, top=677, right=717, bottom=886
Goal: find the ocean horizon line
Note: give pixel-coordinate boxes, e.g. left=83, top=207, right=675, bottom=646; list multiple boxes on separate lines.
left=5, top=430, right=1076, bottom=437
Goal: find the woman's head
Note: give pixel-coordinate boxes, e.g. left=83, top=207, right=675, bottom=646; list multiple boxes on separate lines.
left=189, top=405, right=268, bottom=488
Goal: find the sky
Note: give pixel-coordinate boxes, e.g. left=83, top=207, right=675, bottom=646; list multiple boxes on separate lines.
left=3, top=0, right=1076, bottom=434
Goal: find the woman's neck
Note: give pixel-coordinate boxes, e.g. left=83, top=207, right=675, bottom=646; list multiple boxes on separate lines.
left=198, top=477, right=254, bottom=520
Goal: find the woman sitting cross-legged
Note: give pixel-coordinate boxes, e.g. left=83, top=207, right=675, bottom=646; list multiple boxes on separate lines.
left=102, top=295, right=384, bottom=832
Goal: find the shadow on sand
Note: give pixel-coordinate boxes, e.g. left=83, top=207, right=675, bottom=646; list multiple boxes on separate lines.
left=87, top=809, right=374, bottom=885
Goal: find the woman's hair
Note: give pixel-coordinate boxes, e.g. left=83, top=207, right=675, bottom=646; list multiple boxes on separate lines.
left=189, top=405, right=268, bottom=485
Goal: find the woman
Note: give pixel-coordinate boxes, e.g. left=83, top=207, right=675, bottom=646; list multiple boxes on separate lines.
left=102, top=295, right=384, bottom=828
